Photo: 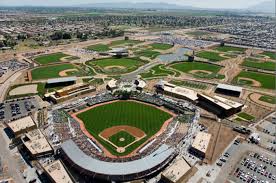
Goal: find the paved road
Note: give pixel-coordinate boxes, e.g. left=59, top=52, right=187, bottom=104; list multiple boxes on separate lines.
left=0, top=129, right=25, bottom=183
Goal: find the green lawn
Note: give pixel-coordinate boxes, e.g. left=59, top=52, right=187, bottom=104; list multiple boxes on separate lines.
left=109, top=131, right=136, bottom=147
left=170, top=61, right=223, bottom=79
left=140, top=64, right=179, bottom=79
left=86, top=44, right=110, bottom=52
left=262, top=51, right=276, bottom=60
left=215, top=46, right=246, bottom=53
left=109, top=39, right=143, bottom=47
left=86, top=57, right=146, bottom=74
left=76, top=101, right=172, bottom=156
left=31, top=64, right=83, bottom=80
left=234, top=71, right=275, bottom=89
left=149, top=43, right=173, bottom=50
left=135, top=50, right=160, bottom=59
left=242, top=60, right=276, bottom=71
left=196, top=51, right=226, bottom=62
left=237, top=112, right=255, bottom=121
left=259, top=95, right=276, bottom=104
left=34, top=52, right=70, bottom=65
left=169, top=80, right=208, bottom=90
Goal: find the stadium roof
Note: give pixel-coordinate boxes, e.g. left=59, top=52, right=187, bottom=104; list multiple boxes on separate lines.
left=61, top=139, right=175, bottom=175
left=216, top=84, right=243, bottom=93
left=47, top=77, right=77, bottom=84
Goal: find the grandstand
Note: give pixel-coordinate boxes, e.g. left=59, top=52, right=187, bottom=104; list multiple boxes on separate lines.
left=60, top=139, right=176, bottom=182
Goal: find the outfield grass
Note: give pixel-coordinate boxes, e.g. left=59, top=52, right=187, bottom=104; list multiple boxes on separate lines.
left=242, top=60, right=276, bottom=71
left=86, top=44, right=110, bottom=52
left=234, top=71, right=275, bottom=89
left=135, top=50, right=160, bottom=59
left=150, top=43, right=173, bottom=50
left=215, top=46, right=246, bottom=53
left=109, top=39, right=143, bottom=47
left=76, top=101, right=172, bottom=156
left=34, top=52, right=70, bottom=65
left=262, top=51, right=276, bottom=60
left=259, top=95, right=276, bottom=104
left=196, top=51, right=226, bottom=62
left=237, top=112, right=255, bottom=121
left=31, top=64, right=83, bottom=80
left=169, top=80, right=208, bottom=90
left=87, top=57, right=146, bottom=74
left=140, top=64, right=179, bottom=79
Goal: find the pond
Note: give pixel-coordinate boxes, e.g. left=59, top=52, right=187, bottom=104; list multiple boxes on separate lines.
left=157, top=47, right=191, bottom=63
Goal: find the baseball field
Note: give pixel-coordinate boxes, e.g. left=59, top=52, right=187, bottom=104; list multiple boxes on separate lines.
left=170, top=61, right=224, bottom=79
left=196, top=51, right=226, bottom=62
left=86, top=57, right=147, bottom=74
left=31, top=63, right=84, bottom=80
left=214, top=46, right=246, bottom=53
left=149, top=43, right=173, bottom=50
left=74, top=100, right=173, bottom=156
left=233, top=71, right=275, bottom=89
left=86, top=44, right=111, bottom=52
left=242, top=59, right=276, bottom=71
left=34, top=52, right=73, bottom=65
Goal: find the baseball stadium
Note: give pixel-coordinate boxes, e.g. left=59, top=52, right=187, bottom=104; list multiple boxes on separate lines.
left=51, top=80, right=198, bottom=182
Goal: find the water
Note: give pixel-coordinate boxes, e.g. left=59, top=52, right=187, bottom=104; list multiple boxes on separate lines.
left=157, top=47, right=191, bottom=63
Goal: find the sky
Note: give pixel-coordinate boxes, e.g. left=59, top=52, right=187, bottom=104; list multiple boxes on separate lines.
left=0, top=0, right=270, bottom=9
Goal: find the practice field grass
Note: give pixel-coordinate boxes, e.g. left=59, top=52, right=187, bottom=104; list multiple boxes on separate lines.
left=86, top=44, right=110, bottom=52
left=196, top=51, right=226, bottom=62
left=135, top=50, right=160, bottom=59
left=214, top=46, right=246, bottom=53
left=76, top=101, right=172, bottom=155
left=140, top=64, right=180, bottom=79
left=34, top=52, right=70, bottom=65
left=262, top=51, right=276, bottom=60
left=31, top=64, right=83, bottom=80
left=242, top=59, right=276, bottom=71
left=170, top=61, right=224, bottom=79
left=86, top=57, right=147, bottom=74
left=237, top=112, right=255, bottom=121
left=233, top=71, right=275, bottom=89
left=259, top=95, right=276, bottom=104
left=109, top=39, right=143, bottom=47
left=150, top=43, right=173, bottom=50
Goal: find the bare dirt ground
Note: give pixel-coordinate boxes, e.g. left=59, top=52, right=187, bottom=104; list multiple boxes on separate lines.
left=218, top=56, right=243, bottom=82
left=9, top=84, right=38, bottom=96
left=200, top=119, right=239, bottom=164
left=58, top=69, right=78, bottom=77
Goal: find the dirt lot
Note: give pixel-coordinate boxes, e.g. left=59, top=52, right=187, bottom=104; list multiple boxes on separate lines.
left=200, top=118, right=239, bottom=164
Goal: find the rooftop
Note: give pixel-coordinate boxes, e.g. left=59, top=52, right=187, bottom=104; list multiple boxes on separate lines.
left=216, top=84, right=243, bottom=93
left=61, top=139, right=175, bottom=176
left=214, top=95, right=243, bottom=109
left=47, top=77, right=77, bottom=84
left=22, top=129, right=53, bottom=155
left=7, top=116, right=36, bottom=133
left=162, top=157, right=191, bottom=183
left=163, top=82, right=198, bottom=101
left=43, top=160, right=73, bottom=183
left=198, top=93, right=232, bottom=110
left=191, top=132, right=211, bottom=154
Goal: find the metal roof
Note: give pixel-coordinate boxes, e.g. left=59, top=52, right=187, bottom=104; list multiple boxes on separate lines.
left=47, top=77, right=77, bottom=84
left=216, top=84, right=243, bottom=93
left=61, top=140, right=175, bottom=175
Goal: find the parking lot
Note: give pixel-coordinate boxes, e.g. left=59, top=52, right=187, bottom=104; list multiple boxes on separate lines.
left=0, top=97, right=39, bottom=121
left=230, top=152, right=276, bottom=183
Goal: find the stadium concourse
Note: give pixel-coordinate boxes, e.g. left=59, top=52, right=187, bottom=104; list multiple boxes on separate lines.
left=44, top=80, right=200, bottom=182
